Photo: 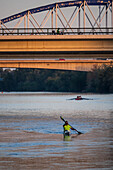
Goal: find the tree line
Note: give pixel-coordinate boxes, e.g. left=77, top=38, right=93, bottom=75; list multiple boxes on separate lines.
left=0, top=64, right=113, bottom=93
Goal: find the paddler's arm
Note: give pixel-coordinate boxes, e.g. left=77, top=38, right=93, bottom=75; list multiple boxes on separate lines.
left=71, top=126, right=79, bottom=133
left=71, top=127, right=82, bottom=134
left=71, top=127, right=75, bottom=130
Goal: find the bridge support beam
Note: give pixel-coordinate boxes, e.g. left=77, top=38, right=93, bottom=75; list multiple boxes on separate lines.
left=0, top=35, right=113, bottom=54
left=0, top=60, right=112, bottom=72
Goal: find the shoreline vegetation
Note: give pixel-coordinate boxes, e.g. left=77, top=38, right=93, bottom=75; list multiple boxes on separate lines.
left=0, top=64, right=113, bottom=93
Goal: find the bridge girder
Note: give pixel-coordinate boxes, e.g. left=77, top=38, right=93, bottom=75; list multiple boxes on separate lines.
left=0, top=34, right=113, bottom=53
left=0, top=59, right=113, bottom=72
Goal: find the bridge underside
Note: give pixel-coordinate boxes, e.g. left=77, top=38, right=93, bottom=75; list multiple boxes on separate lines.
left=0, top=59, right=112, bottom=71
left=0, top=51, right=113, bottom=59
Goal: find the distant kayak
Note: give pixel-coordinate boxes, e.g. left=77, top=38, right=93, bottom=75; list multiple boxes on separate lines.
left=68, top=96, right=93, bottom=100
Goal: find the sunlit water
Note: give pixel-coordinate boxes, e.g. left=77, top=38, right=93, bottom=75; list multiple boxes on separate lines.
left=0, top=92, right=113, bottom=133
left=0, top=92, right=113, bottom=160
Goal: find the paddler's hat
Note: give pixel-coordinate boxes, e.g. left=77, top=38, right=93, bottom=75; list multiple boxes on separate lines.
left=65, top=121, right=68, bottom=125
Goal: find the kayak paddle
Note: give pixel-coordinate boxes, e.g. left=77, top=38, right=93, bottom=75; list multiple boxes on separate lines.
left=60, top=116, right=83, bottom=135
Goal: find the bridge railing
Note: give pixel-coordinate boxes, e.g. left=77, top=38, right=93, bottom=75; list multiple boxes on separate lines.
left=0, top=27, right=113, bottom=36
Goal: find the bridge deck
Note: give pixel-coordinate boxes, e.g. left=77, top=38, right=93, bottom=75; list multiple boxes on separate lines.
left=0, top=35, right=113, bottom=54
left=0, top=34, right=113, bottom=40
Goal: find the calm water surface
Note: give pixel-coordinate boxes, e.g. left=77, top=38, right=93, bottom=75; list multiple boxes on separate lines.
left=0, top=92, right=113, bottom=163
left=0, top=92, right=113, bottom=117
left=0, top=92, right=113, bottom=133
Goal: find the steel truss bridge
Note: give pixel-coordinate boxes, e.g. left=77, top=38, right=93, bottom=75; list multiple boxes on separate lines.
left=0, top=0, right=113, bottom=71
left=0, top=0, right=113, bottom=34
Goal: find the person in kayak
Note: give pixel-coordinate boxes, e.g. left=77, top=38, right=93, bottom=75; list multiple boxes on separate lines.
left=76, top=96, right=82, bottom=100
left=63, top=121, right=75, bottom=136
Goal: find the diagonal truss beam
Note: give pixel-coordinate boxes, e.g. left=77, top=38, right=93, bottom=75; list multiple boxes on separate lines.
left=93, top=6, right=105, bottom=28
left=40, top=10, right=50, bottom=28
left=58, top=6, right=73, bottom=32
left=70, top=3, right=83, bottom=27
left=0, top=22, right=12, bottom=33
left=30, top=12, right=42, bottom=29
left=98, top=2, right=111, bottom=27
left=12, top=16, right=25, bottom=32
left=66, top=7, right=78, bottom=28
left=85, top=1, right=102, bottom=31
left=82, top=8, right=94, bottom=28
left=41, top=8, right=54, bottom=28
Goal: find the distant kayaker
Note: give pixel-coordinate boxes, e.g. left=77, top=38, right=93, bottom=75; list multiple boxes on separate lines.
left=63, top=121, right=75, bottom=136
left=76, top=96, right=82, bottom=100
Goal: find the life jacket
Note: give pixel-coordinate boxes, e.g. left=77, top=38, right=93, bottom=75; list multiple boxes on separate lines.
left=63, top=124, right=71, bottom=132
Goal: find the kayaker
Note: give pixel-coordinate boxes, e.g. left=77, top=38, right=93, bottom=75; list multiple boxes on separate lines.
left=63, top=121, right=75, bottom=136
left=76, top=96, right=82, bottom=100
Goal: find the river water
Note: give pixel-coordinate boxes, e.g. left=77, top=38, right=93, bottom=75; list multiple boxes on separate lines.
left=0, top=92, right=113, bottom=133
left=0, top=92, right=113, bottom=169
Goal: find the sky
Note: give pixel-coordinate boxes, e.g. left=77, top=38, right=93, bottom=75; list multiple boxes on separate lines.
left=0, top=0, right=63, bottom=19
